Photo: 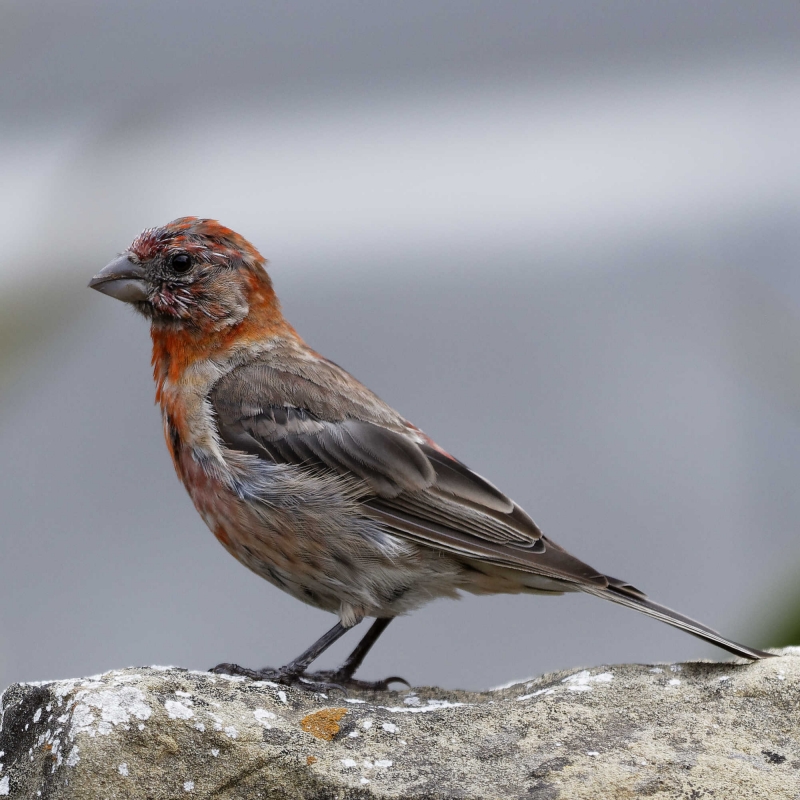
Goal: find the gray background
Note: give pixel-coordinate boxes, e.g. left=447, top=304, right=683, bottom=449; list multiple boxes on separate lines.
left=1, top=1, right=800, bottom=692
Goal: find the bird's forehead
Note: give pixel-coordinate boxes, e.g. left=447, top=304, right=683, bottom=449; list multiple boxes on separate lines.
left=128, top=217, right=262, bottom=264
left=128, top=226, right=175, bottom=260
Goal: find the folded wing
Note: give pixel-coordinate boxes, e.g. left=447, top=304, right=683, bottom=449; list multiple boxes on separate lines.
left=210, top=362, right=607, bottom=589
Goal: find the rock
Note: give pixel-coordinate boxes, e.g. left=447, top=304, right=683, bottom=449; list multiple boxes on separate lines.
left=1, top=650, right=799, bottom=799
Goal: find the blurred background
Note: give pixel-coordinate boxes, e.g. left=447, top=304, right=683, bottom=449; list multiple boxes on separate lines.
left=2, top=0, right=800, bottom=692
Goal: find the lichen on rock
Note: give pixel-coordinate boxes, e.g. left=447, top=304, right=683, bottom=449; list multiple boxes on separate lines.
left=1, top=649, right=799, bottom=798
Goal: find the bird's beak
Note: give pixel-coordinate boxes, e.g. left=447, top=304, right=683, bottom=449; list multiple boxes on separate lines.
left=89, top=255, right=149, bottom=303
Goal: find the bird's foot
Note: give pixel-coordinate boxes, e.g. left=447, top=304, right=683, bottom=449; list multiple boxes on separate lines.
left=303, top=669, right=410, bottom=692
left=209, top=662, right=344, bottom=694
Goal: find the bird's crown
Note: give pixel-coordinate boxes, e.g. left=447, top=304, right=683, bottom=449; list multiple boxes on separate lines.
left=130, top=217, right=265, bottom=269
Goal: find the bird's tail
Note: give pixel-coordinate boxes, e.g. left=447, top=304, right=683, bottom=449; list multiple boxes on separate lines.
left=584, top=576, right=773, bottom=660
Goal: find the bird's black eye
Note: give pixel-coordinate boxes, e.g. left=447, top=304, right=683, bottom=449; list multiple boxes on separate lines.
left=170, top=252, right=192, bottom=273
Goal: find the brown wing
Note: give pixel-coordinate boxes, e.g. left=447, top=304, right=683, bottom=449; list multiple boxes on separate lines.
left=211, top=361, right=607, bottom=588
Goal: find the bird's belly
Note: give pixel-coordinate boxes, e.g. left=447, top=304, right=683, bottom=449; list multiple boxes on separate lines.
left=178, top=452, right=464, bottom=623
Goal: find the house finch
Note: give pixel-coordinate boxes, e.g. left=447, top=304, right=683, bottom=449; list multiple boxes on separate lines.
left=89, top=217, right=771, bottom=690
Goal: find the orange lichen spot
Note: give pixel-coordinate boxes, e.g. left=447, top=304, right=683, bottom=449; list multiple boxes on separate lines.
left=299, top=708, right=348, bottom=741
left=306, top=755, right=317, bottom=765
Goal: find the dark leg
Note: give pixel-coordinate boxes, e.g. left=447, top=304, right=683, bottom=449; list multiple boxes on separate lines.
left=333, top=617, right=393, bottom=677
left=306, top=617, right=409, bottom=691
left=211, top=620, right=353, bottom=691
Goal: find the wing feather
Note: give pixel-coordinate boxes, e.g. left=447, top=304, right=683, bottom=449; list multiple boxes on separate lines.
left=210, top=360, right=606, bottom=589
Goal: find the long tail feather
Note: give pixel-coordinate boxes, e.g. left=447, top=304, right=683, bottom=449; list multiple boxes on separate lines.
left=584, top=576, right=773, bottom=660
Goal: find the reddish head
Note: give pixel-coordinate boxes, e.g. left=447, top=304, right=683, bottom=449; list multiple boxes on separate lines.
left=90, top=217, right=297, bottom=388
left=89, top=217, right=284, bottom=331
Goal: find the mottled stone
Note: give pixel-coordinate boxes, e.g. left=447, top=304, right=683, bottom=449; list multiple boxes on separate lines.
left=1, top=650, right=799, bottom=798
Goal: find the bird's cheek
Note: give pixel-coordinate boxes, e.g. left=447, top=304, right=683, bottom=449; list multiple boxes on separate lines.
left=151, top=285, right=193, bottom=318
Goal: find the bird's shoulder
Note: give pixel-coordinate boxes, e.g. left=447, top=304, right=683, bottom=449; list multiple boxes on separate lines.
left=211, top=337, right=409, bottom=431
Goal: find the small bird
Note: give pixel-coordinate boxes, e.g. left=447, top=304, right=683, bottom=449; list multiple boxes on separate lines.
left=89, top=217, right=771, bottom=690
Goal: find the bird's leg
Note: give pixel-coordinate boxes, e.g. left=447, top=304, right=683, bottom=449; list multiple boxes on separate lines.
left=305, top=617, right=409, bottom=691
left=211, top=621, right=352, bottom=691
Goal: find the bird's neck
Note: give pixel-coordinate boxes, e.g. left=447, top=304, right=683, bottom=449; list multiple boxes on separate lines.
left=150, top=285, right=298, bottom=408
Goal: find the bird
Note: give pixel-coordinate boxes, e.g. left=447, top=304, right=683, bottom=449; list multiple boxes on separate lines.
left=89, top=217, right=772, bottom=690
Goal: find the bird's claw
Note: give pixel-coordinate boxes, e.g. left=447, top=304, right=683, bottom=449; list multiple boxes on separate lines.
left=209, top=662, right=346, bottom=694
left=303, top=670, right=410, bottom=692
left=210, top=662, right=266, bottom=680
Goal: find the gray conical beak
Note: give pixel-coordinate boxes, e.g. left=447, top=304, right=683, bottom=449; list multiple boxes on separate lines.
left=89, top=255, right=149, bottom=303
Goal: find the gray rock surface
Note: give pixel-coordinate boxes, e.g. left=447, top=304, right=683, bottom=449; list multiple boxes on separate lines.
left=1, top=650, right=799, bottom=799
